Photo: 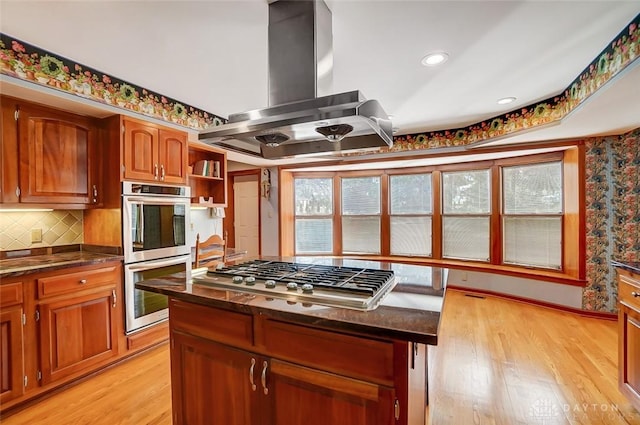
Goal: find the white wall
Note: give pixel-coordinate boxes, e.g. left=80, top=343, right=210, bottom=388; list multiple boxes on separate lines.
left=188, top=208, right=223, bottom=249
left=447, top=269, right=584, bottom=309
left=261, top=167, right=279, bottom=256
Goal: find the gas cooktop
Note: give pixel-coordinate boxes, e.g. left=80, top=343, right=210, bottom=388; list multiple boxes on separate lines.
left=191, top=260, right=397, bottom=310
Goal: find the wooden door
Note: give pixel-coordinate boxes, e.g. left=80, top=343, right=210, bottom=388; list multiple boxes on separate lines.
left=123, top=119, right=159, bottom=182
left=620, top=304, right=640, bottom=410
left=170, top=332, right=261, bottom=425
left=17, top=104, right=95, bottom=204
left=0, top=306, right=24, bottom=404
left=268, top=359, right=396, bottom=425
left=159, top=129, right=187, bottom=184
left=38, top=288, right=118, bottom=385
left=233, top=174, right=260, bottom=258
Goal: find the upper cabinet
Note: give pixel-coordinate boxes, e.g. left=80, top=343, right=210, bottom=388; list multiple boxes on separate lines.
left=0, top=96, right=101, bottom=207
left=187, top=142, right=227, bottom=206
left=122, top=117, right=187, bottom=185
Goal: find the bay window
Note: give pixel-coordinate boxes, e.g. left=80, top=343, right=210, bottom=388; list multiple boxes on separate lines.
left=284, top=147, right=582, bottom=281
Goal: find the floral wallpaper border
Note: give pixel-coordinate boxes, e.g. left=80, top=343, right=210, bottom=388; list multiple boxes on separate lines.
left=0, top=33, right=226, bottom=131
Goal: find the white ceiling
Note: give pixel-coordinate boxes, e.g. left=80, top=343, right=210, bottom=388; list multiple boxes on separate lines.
left=1, top=1, right=639, bottom=167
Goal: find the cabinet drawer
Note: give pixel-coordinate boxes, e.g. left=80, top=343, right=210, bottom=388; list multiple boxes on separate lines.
left=0, top=282, right=23, bottom=307
left=37, top=265, right=119, bottom=299
left=619, top=272, right=640, bottom=311
left=260, top=319, right=395, bottom=386
left=169, top=299, right=253, bottom=349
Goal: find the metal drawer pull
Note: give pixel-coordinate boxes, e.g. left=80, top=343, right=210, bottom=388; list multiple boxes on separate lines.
left=112, top=289, right=117, bottom=308
left=79, top=279, right=87, bottom=284
left=261, top=361, right=268, bottom=395
left=160, top=165, right=165, bottom=181
left=154, top=164, right=159, bottom=179
left=632, top=291, right=639, bottom=298
left=249, top=358, right=257, bottom=391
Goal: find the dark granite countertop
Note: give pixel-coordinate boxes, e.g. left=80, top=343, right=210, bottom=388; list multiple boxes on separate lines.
left=0, top=251, right=123, bottom=278
left=612, top=260, right=640, bottom=275
left=136, top=257, right=447, bottom=345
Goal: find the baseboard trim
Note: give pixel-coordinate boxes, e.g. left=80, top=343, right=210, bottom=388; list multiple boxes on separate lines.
left=446, top=285, right=617, bottom=321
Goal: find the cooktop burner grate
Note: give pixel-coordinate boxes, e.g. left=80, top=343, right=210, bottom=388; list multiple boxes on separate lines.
left=208, top=260, right=394, bottom=296
left=192, top=259, right=397, bottom=310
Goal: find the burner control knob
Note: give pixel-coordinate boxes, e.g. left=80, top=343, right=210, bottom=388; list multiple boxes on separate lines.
left=244, top=276, right=256, bottom=286
left=265, top=280, right=276, bottom=289
left=301, top=284, right=313, bottom=294
left=232, top=276, right=244, bottom=284
left=286, top=282, right=298, bottom=291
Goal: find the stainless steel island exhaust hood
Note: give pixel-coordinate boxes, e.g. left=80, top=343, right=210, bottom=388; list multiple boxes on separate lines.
left=199, top=0, right=393, bottom=159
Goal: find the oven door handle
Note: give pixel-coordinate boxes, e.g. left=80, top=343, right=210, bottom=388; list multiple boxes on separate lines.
left=124, top=197, right=189, bottom=205
left=126, top=256, right=190, bottom=271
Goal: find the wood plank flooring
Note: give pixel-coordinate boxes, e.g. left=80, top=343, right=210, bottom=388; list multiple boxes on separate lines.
left=2, top=289, right=639, bottom=424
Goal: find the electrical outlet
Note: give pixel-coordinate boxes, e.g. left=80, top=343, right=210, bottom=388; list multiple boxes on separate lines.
left=31, top=228, right=42, bottom=243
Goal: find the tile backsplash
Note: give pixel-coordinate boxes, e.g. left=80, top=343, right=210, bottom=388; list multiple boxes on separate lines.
left=0, top=210, right=83, bottom=251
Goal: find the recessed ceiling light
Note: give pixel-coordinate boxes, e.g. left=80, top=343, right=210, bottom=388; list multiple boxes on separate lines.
left=421, top=52, right=449, bottom=66
left=497, top=97, right=516, bottom=105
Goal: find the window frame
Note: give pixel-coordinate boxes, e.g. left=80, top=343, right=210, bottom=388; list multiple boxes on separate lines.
left=500, top=160, right=564, bottom=270
left=440, top=168, right=492, bottom=262
left=293, top=176, right=335, bottom=255
left=388, top=172, right=434, bottom=257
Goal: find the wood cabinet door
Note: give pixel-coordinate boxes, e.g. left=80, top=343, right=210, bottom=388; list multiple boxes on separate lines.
left=159, top=129, right=187, bottom=184
left=17, top=104, right=95, bottom=204
left=123, top=119, right=159, bottom=182
left=268, top=359, right=396, bottom=425
left=38, top=288, right=118, bottom=385
left=1, top=99, right=20, bottom=203
left=170, top=332, right=261, bottom=425
left=619, top=304, right=640, bottom=410
left=0, top=306, right=24, bottom=404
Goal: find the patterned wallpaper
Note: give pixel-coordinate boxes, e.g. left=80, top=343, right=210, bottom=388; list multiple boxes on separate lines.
left=584, top=128, right=640, bottom=312
left=0, top=210, right=83, bottom=251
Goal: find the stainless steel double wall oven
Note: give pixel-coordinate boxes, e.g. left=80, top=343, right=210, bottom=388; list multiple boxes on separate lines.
left=122, top=182, right=191, bottom=333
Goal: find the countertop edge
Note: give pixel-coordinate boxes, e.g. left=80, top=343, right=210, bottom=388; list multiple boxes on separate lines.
left=136, top=279, right=441, bottom=346
left=1, top=254, right=123, bottom=279
left=612, top=260, right=640, bottom=275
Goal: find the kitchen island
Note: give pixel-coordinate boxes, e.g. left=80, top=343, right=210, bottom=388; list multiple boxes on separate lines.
left=136, top=257, right=447, bottom=425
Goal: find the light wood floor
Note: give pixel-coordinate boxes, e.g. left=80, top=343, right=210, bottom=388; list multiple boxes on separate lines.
left=2, top=290, right=639, bottom=425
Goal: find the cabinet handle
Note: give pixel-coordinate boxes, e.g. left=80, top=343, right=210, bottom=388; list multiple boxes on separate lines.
left=249, top=358, right=257, bottom=391
left=160, top=165, right=165, bottom=181
left=79, top=279, right=87, bottom=284
left=632, top=291, right=639, bottom=298
left=154, top=164, right=159, bottom=180
left=92, top=184, right=98, bottom=203
left=261, top=361, right=269, bottom=395
left=112, top=289, right=117, bottom=308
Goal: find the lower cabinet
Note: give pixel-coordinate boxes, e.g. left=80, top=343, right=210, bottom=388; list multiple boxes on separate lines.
left=171, top=332, right=259, bottom=425
left=169, top=298, right=410, bottom=425
left=269, top=359, right=395, bottom=425
left=0, top=261, right=125, bottom=413
left=617, top=268, right=640, bottom=412
left=38, top=287, right=119, bottom=385
left=171, top=331, right=395, bottom=425
left=0, top=305, right=24, bottom=404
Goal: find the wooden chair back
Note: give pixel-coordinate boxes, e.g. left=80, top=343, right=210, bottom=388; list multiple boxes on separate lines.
left=194, top=233, right=226, bottom=268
